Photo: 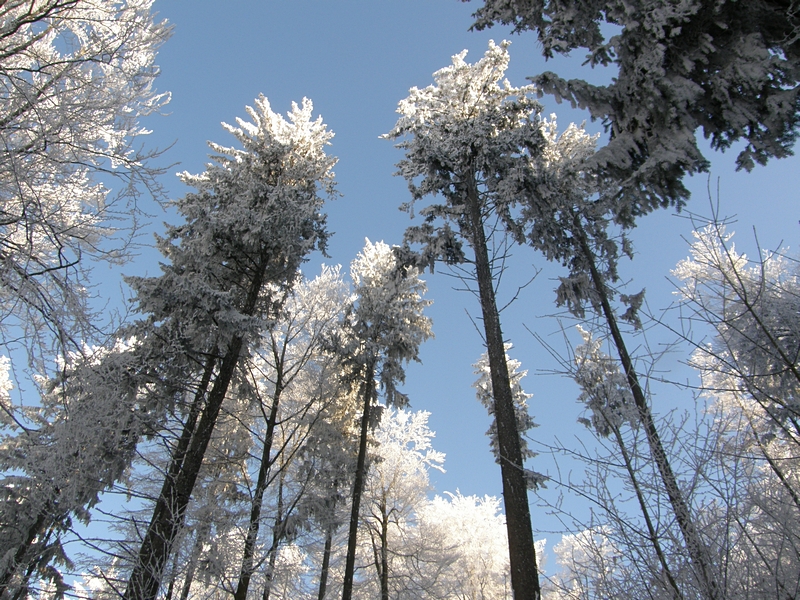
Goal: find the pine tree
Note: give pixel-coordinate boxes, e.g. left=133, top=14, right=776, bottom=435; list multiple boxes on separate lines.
left=338, top=239, right=432, bottom=600
left=384, top=41, right=545, bottom=599
left=122, top=95, right=335, bottom=600
left=470, top=0, right=800, bottom=209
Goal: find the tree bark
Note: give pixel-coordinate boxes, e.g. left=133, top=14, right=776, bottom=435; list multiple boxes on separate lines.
left=262, top=471, right=285, bottom=600
left=379, top=497, right=389, bottom=600
left=341, top=362, right=376, bottom=600
left=573, top=215, right=720, bottom=600
left=234, top=370, right=284, bottom=600
left=317, top=525, right=334, bottom=600
left=464, top=176, right=541, bottom=600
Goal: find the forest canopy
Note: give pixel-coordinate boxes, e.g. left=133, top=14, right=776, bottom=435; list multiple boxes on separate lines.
left=0, top=1, right=798, bottom=599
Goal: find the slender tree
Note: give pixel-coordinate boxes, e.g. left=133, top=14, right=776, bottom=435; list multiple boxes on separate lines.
left=511, top=114, right=721, bottom=599
left=384, top=41, right=546, bottom=599
left=338, top=239, right=432, bottom=600
left=360, top=408, right=445, bottom=599
left=234, top=267, right=348, bottom=600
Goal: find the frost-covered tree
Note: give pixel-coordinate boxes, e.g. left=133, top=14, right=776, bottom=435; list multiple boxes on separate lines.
left=473, top=344, right=544, bottom=487
left=337, top=239, right=432, bottom=600
left=470, top=0, right=800, bottom=208
left=570, top=327, right=687, bottom=600
left=506, top=107, right=721, bottom=599
left=122, top=95, right=335, bottom=600
left=670, top=223, right=800, bottom=599
left=296, top=378, right=360, bottom=600
left=384, top=40, right=545, bottom=599
left=0, top=0, right=171, bottom=369
left=673, top=224, right=800, bottom=437
left=414, top=492, right=515, bottom=600
left=357, top=408, right=444, bottom=599
left=233, top=266, right=348, bottom=600
left=0, top=340, right=144, bottom=598
left=547, top=527, right=630, bottom=600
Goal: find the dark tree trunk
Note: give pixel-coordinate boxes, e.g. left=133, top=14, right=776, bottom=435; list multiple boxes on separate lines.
left=379, top=497, right=389, bottom=600
left=341, top=362, right=376, bottom=600
left=234, top=371, right=284, bottom=600
left=317, top=525, right=334, bottom=600
left=124, top=257, right=269, bottom=600
left=573, top=215, right=720, bottom=600
left=262, top=473, right=285, bottom=600
left=463, top=177, right=541, bottom=600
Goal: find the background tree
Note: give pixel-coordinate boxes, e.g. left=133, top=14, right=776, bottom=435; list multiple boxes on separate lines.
left=670, top=223, right=800, bottom=599
left=358, top=408, right=445, bottom=599
left=233, top=266, right=348, bottom=600
left=473, top=344, right=544, bottom=490
left=338, top=239, right=433, bottom=600
left=413, top=492, right=515, bottom=600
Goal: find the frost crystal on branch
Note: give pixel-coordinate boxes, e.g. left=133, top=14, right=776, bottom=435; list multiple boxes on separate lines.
left=384, top=39, right=544, bottom=254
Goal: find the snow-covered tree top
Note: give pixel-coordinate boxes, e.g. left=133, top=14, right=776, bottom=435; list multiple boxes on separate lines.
left=471, top=0, right=800, bottom=209
left=192, top=95, right=336, bottom=195
left=126, top=95, right=336, bottom=351
left=344, top=239, right=433, bottom=406
left=384, top=40, right=543, bottom=212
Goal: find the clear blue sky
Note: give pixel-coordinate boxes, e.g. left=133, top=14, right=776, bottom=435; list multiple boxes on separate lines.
left=133, top=0, right=800, bottom=549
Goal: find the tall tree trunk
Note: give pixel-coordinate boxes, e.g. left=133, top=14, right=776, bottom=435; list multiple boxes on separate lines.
left=262, top=472, right=285, bottom=600
left=464, top=177, right=541, bottom=600
left=317, top=525, right=334, bottom=600
left=341, top=362, right=376, bottom=600
left=234, top=371, right=284, bottom=600
left=124, top=256, right=269, bottom=600
left=379, top=497, right=389, bottom=600
left=573, top=215, right=721, bottom=600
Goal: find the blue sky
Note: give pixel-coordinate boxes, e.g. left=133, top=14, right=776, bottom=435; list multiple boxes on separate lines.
left=133, top=0, right=800, bottom=547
